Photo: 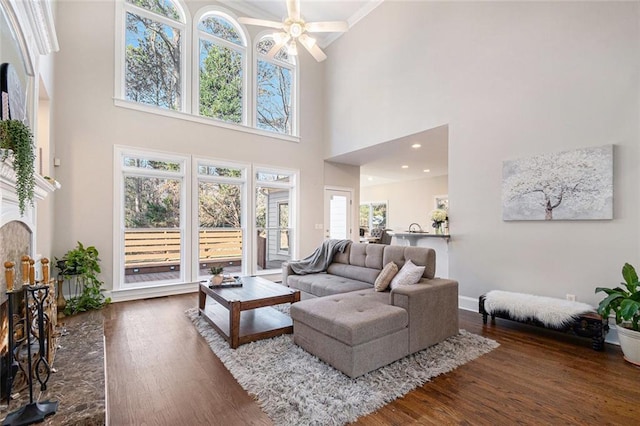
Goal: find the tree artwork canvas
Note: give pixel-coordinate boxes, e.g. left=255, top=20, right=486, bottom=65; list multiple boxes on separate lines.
left=502, top=145, right=613, bottom=221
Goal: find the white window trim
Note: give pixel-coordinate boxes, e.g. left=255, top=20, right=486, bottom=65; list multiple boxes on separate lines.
left=113, top=98, right=300, bottom=143
left=113, top=145, right=191, bottom=291
left=115, top=2, right=301, bottom=138
left=115, top=0, right=191, bottom=112
left=192, top=157, right=250, bottom=278
left=253, top=31, right=298, bottom=137
left=192, top=6, right=249, bottom=125
left=113, top=147, right=300, bottom=293
left=253, top=165, right=299, bottom=274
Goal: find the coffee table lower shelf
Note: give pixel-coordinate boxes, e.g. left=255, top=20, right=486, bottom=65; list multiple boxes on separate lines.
left=199, top=302, right=293, bottom=348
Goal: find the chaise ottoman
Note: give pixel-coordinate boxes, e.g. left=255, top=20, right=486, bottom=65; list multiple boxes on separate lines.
left=290, top=290, right=409, bottom=378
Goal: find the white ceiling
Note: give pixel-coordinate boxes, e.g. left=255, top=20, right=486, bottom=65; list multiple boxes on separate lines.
left=220, top=0, right=383, bottom=47
left=328, top=125, right=449, bottom=187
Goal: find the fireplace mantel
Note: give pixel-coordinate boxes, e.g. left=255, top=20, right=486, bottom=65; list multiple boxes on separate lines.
left=0, top=158, right=57, bottom=228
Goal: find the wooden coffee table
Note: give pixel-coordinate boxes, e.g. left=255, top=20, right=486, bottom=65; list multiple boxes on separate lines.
left=198, top=276, right=300, bottom=348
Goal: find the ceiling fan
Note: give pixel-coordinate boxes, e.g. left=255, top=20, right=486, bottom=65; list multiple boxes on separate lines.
left=238, top=0, right=348, bottom=62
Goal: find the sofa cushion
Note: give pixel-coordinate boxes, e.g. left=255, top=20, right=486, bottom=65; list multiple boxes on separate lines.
left=326, top=263, right=381, bottom=285
left=383, top=246, right=435, bottom=279
left=348, top=243, right=384, bottom=270
left=374, top=261, right=398, bottom=291
left=332, top=243, right=352, bottom=265
left=288, top=273, right=372, bottom=297
left=390, top=260, right=426, bottom=289
left=290, top=290, right=407, bottom=346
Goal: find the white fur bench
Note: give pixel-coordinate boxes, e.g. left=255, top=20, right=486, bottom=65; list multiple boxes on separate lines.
left=479, top=290, right=608, bottom=351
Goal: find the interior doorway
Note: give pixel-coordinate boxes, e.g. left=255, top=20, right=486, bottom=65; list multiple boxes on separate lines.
left=324, top=187, right=352, bottom=240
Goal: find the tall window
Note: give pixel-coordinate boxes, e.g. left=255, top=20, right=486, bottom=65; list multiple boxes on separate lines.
left=115, top=147, right=298, bottom=290
left=255, top=35, right=295, bottom=135
left=123, top=0, right=185, bottom=110
left=117, top=150, right=188, bottom=287
left=196, top=12, right=246, bottom=123
left=117, top=4, right=300, bottom=136
left=197, top=162, right=246, bottom=279
left=255, top=170, right=296, bottom=271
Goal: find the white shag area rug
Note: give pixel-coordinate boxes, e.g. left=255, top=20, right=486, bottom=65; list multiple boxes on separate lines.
left=187, top=307, right=499, bottom=426
left=484, top=290, right=595, bottom=328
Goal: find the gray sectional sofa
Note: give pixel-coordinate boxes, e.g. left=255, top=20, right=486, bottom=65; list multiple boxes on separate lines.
left=283, top=242, right=459, bottom=378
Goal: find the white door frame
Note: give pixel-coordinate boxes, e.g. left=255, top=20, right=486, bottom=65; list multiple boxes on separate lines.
left=323, top=186, right=354, bottom=240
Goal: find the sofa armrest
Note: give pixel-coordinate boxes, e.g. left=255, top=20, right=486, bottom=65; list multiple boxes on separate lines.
left=282, top=262, right=295, bottom=287
left=390, top=278, right=459, bottom=353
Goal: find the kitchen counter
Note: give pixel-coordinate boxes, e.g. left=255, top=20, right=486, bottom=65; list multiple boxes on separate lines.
left=390, top=232, right=450, bottom=278
left=393, top=232, right=450, bottom=239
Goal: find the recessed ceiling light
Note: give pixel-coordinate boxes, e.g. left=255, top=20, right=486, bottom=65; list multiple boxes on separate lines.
left=367, top=176, right=373, bottom=181
left=423, top=169, right=430, bottom=172
left=411, top=143, right=421, bottom=149
left=401, top=165, right=409, bottom=169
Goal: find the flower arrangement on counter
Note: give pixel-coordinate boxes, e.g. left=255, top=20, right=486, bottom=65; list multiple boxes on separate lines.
left=430, top=209, right=448, bottom=234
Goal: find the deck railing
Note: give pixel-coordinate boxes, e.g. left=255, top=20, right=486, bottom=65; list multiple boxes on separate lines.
left=124, top=229, right=243, bottom=269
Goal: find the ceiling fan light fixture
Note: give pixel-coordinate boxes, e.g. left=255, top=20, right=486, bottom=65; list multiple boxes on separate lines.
left=289, top=21, right=304, bottom=38
left=239, top=0, right=347, bottom=62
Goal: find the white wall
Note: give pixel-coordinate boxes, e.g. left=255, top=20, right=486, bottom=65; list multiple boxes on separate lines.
left=361, top=175, right=448, bottom=233
left=325, top=1, right=640, bottom=306
left=51, top=0, right=329, bottom=293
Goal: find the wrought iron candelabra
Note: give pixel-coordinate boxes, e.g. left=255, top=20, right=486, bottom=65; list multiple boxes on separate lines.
left=2, top=260, right=58, bottom=426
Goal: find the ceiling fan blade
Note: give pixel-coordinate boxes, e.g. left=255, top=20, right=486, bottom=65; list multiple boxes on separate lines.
left=305, top=21, right=349, bottom=33
left=302, top=41, right=327, bottom=62
left=299, top=33, right=317, bottom=50
left=238, top=17, right=284, bottom=30
left=267, top=39, right=287, bottom=59
left=286, top=0, right=300, bottom=20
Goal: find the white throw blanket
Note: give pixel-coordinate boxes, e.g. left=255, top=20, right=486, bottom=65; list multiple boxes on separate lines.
left=484, top=290, right=595, bottom=328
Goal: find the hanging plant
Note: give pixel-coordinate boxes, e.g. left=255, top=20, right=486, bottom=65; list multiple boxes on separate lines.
left=0, top=119, right=35, bottom=215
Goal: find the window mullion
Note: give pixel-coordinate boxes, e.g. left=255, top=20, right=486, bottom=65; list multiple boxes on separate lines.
left=198, top=31, right=245, bottom=53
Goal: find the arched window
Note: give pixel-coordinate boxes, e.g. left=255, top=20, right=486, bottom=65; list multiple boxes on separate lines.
left=195, top=10, right=247, bottom=124
left=122, top=0, right=186, bottom=111
left=255, top=35, right=296, bottom=135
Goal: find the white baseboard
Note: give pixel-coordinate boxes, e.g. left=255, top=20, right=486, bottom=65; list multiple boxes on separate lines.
left=458, top=295, right=478, bottom=312
left=107, top=282, right=198, bottom=303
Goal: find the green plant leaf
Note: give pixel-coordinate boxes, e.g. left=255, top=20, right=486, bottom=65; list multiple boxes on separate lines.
left=597, top=293, right=624, bottom=316
left=622, top=262, right=639, bottom=293
left=619, top=299, right=640, bottom=321
left=595, top=287, right=629, bottom=296
left=0, top=120, right=35, bottom=215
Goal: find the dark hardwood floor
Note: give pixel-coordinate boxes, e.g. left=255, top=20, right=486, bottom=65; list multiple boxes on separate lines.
left=104, top=293, right=640, bottom=425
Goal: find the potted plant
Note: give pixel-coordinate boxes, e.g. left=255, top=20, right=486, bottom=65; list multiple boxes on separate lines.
left=595, top=262, right=640, bottom=365
left=0, top=119, right=35, bottom=215
left=56, top=242, right=110, bottom=316
left=209, top=266, right=224, bottom=286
